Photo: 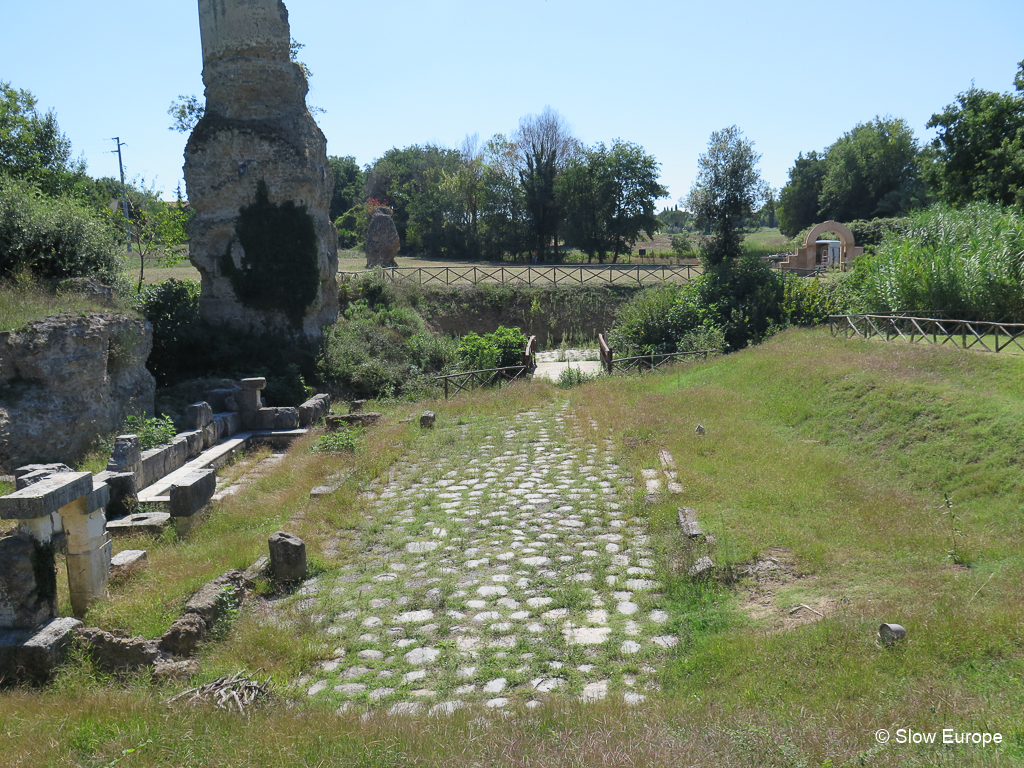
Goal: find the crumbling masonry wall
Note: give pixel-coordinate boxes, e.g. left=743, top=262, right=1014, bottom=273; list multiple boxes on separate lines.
left=184, top=0, right=338, bottom=337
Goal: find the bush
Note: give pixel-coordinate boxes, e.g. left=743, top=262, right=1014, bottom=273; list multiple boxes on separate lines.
left=456, top=326, right=528, bottom=371
left=123, top=414, right=176, bottom=450
left=782, top=272, right=861, bottom=325
left=311, top=429, right=358, bottom=454
left=556, top=365, right=599, bottom=389
left=0, top=173, right=125, bottom=284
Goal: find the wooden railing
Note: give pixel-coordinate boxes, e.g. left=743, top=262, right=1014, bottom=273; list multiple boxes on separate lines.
left=598, top=333, right=614, bottom=374
left=339, top=265, right=700, bottom=287
left=829, top=314, right=1024, bottom=354
left=523, top=335, right=538, bottom=369
left=434, top=365, right=530, bottom=399
left=611, top=350, right=711, bottom=371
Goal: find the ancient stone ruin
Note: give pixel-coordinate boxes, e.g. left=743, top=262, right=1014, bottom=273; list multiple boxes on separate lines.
left=184, top=0, right=338, bottom=337
left=365, top=207, right=400, bottom=268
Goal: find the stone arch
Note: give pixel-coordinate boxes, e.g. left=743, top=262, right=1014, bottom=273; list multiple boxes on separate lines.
left=782, top=220, right=864, bottom=272
left=802, top=220, right=856, bottom=251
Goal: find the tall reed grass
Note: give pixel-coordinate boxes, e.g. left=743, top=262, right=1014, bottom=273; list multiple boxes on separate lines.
left=859, top=203, right=1024, bottom=320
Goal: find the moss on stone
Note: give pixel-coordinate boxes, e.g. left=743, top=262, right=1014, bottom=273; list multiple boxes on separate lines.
left=221, top=180, right=320, bottom=329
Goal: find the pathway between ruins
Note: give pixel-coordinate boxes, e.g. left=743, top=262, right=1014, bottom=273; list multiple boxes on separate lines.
left=296, top=402, right=677, bottom=715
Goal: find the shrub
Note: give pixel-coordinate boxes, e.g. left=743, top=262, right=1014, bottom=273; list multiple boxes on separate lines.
left=0, top=173, right=125, bottom=284
left=782, top=271, right=861, bottom=326
left=556, top=366, right=599, bottom=389
left=311, top=429, right=357, bottom=454
left=456, top=326, right=528, bottom=371
left=124, top=414, right=177, bottom=450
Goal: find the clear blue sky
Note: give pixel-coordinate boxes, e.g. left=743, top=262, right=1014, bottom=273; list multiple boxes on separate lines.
left=3, top=0, right=1022, bottom=205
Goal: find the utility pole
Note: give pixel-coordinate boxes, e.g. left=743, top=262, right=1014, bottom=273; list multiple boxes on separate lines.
left=110, top=137, right=132, bottom=253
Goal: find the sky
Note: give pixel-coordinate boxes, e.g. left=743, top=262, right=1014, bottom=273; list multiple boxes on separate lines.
left=2, top=0, right=1022, bottom=205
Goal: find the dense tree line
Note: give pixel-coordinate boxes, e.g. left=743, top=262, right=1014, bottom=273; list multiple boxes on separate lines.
left=777, top=61, right=1024, bottom=237
left=337, top=108, right=667, bottom=263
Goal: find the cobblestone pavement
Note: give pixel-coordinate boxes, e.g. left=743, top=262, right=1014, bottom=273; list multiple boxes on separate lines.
left=297, top=402, right=677, bottom=715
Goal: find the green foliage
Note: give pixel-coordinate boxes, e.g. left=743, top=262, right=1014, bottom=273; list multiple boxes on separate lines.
left=658, top=208, right=694, bottom=233
left=123, top=414, right=177, bottom=450
left=262, top=363, right=311, bottom=408
left=456, top=325, right=528, bottom=370
left=609, top=256, right=783, bottom=354
left=310, top=429, right=358, bottom=454
left=779, top=118, right=924, bottom=236
left=925, top=62, right=1024, bottom=210
left=782, top=272, right=861, bottom=326
left=0, top=173, right=125, bottom=283
left=328, top=155, right=365, bottom=221
left=108, top=181, right=191, bottom=290
left=320, top=276, right=457, bottom=398
left=167, top=95, right=204, bottom=134
left=559, top=140, right=668, bottom=263
left=818, top=117, right=923, bottom=221
left=555, top=365, right=598, bottom=389
left=220, top=180, right=320, bottom=329
left=856, top=202, right=1024, bottom=319
left=685, top=126, right=767, bottom=267
left=0, top=82, right=86, bottom=197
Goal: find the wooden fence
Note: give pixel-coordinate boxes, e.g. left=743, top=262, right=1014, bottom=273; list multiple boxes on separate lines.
left=434, top=365, right=531, bottom=399
left=829, top=314, right=1024, bottom=354
left=340, top=265, right=700, bottom=288
left=598, top=334, right=710, bottom=372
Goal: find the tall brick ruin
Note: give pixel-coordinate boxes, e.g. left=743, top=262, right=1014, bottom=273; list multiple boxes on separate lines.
left=184, top=0, right=338, bottom=337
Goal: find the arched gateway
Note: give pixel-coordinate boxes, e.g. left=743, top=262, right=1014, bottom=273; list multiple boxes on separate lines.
left=782, top=220, right=864, bottom=272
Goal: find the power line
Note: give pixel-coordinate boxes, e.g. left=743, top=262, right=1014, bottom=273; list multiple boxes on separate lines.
left=110, top=137, right=132, bottom=254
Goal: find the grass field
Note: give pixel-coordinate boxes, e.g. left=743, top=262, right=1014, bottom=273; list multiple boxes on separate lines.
left=2, top=328, right=1022, bottom=766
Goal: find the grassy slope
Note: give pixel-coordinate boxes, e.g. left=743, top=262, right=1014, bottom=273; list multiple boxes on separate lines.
left=0, top=281, right=130, bottom=332
left=2, top=329, right=1022, bottom=766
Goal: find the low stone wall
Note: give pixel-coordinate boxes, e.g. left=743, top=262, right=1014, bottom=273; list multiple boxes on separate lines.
left=0, top=313, right=156, bottom=472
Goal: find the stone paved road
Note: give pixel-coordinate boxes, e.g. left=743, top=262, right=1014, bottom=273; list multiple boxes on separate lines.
left=298, top=402, right=677, bottom=715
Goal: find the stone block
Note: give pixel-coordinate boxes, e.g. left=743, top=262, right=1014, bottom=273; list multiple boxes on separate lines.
left=76, top=627, right=160, bottom=671
left=169, top=470, right=217, bottom=519
left=348, top=399, right=367, bottom=413
left=677, top=507, right=704, bottom=539
left=689, top=556, right=715, bottom=578
left=16, top=464, right=73, bottom=490
left=202, top=421, right=220, bottom=450
left=236, top=388, right=262, bottom=412
left=0, top=472, right=92, bottom=521
left=83, top=479, right=110, bottom=516
left=214, top=411, right=241, bottom=438
left=158, top=613, right=206, bottom=657
left=240, top=377, right=266, bottom=391
left=184, top=570, right=243, bottom=627
left=204, top=387, right=240, bottom=413
left=420, top=411, right=436, bottom=429
left=182, top=430, right=205, bottom=459
left=298, top=394, right=330, bottom=427
left=166, top=438, right=189, bottom=475
left=99, top=472, right=137, bottom=519
left=185, top=402, right=214, bottom=431
left=268, top=531, right=307, bottom=582
left=110, top=549, right=147, bottom=569
left=106, top=511, right=170, bottom=537
left=255, top=407, right=299, bottom=431
left=327, top=413, right=382, bottom=430
left=0, top=533, right=58, bottom=629
left=107, top=435, right=142, bottom=474
left=0, top=618, right=82, bottom=682
left=138, top=447, right=168, bottom=490
left=14, top=463, right=71, bottom=480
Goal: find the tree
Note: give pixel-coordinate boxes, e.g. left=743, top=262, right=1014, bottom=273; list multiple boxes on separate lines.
left=167, top=95, right=204, bottom=134
left=478, top=134, right=530, bottom=261
left=106, top=181, right=190, bottom=291
left=925, top=61, right=1024, bottom=210
left=513, top=107, right=578, bottom=262
left=0, top=82, right=86, bottom=197
left=818, top=116, right=923, bottom=221
left=778, top=151, right=825, bottom=236
left=328, top=155, right=365, bottom=220
left=559, top=140, right=668, bottom=263
left=685, top=126, right=767, bottom=266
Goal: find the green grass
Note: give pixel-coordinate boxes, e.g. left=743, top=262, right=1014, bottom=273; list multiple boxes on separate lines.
left=4, top=330, right=1024, bottom=766
left=0, top=278, right=129, bottom=332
